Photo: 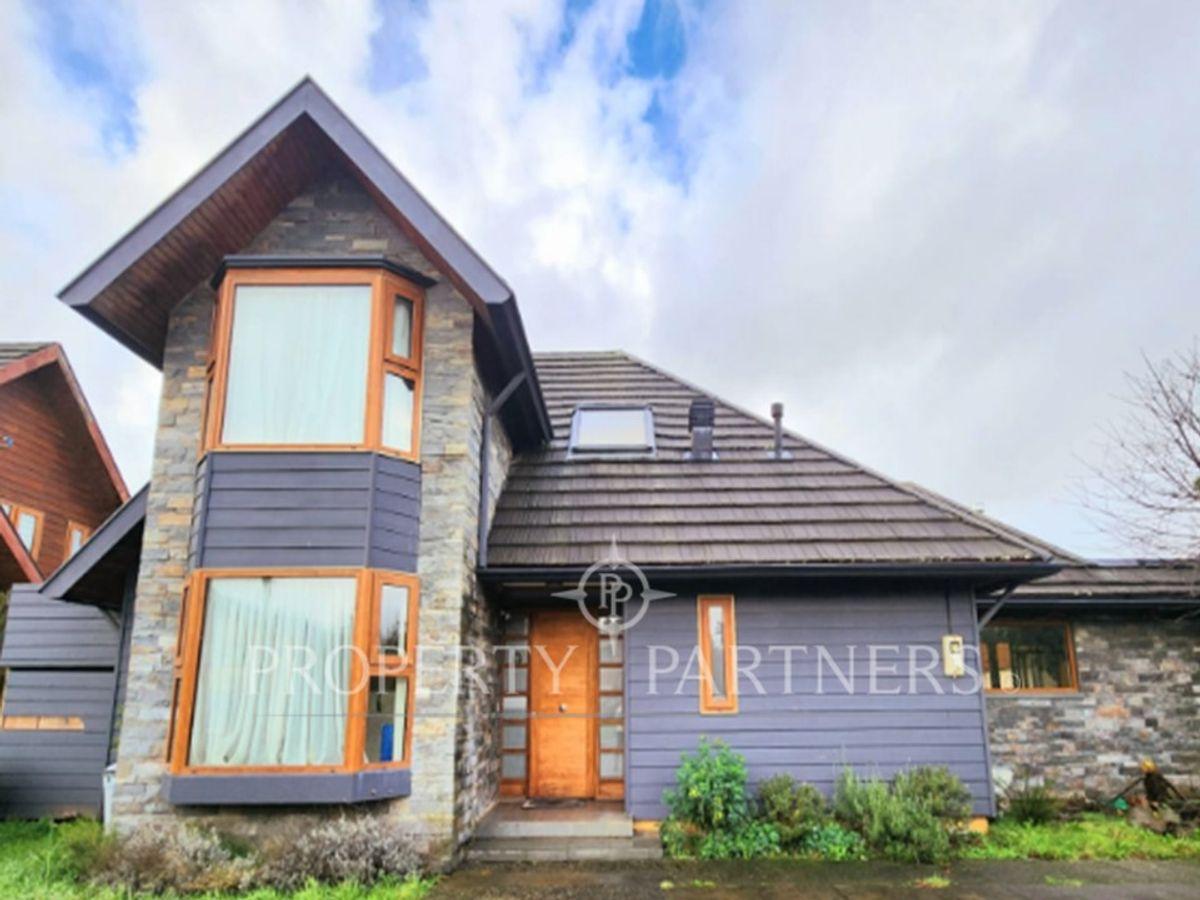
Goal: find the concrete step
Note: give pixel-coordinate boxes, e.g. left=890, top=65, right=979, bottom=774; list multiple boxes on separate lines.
left=474, top=801, right=633, bottom=839
left=467, top=835, right=663, bottom=863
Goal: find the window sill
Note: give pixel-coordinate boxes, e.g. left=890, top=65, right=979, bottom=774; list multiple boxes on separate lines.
left=165, top=769, right=410, bottom=806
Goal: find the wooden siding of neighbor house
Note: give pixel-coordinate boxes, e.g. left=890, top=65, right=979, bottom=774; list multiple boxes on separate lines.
left=0, top=368, right=124, bottom=574
left=0, top=585, right=123, bottom=819
left=625, top=585, right=994, bottom=819
left=191, top=452, right=419, bottom=571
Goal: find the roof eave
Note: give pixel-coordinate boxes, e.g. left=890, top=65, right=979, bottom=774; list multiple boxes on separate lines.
left=38, top=485, right=148, bottom=606
left=479, top=560, right=1061, bottom=589
left=56, top=77, right=552, bottom=445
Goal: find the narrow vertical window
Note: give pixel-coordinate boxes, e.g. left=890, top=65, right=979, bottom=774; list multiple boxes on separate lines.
left=698, top=595, right=737, bottom=714
left=379, top=287, right=422, bottom=457
left=3, top=503, right=44, bottom=558
left=365, top=572, right=418, bottom=766
left=67, top=522, right=89, bottom=557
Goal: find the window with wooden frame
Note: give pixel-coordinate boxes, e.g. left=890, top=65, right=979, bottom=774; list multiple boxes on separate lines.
left=202, top=266, right=424, bottom=460
left=980, top=621, right=1078, bottom=694
left=169, top=569, right=419, bottom=775
left=66, top=521, right=90, bottom=557
left=597, top=630, right=625, bottom=797
left=499, top=613, right=530, bottom=795
left=1, top=500, right=43, bottom=559
left=698, top=595, right=738, bottom=714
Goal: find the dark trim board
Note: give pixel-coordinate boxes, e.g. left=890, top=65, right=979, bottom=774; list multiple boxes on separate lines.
left=165, top=770, right=411, bottom=806
left=483, top=562, right=1060, bottom=593
left=212, top=254, right=436, bottom=289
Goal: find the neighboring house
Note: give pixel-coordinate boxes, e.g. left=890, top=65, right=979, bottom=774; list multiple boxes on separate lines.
left=7, top=79, right=1194, bottom=851
left=0, top=342, right=129, bottom=818
left=0, top=343, right=128, bottom=586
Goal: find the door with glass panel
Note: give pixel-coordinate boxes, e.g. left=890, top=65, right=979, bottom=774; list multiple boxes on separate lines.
left=500, top=609, right=625, bottom=799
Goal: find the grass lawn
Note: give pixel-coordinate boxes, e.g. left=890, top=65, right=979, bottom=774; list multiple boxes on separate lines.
left=0, top=820, right=435, bottom=899
left=964, top=813, right=1200, bottom=861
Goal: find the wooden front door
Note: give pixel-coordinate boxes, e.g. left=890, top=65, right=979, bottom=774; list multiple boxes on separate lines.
left=529, top=610, right=596, bottom=798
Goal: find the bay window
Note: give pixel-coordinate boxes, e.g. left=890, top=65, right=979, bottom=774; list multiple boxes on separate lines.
left=203, top=266, right=424, bottom=460
left=170, top=569, right=419, bottom=774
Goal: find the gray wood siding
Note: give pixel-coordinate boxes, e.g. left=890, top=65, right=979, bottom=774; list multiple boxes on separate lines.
left=0, top=586, right=119, bottom=668
left=0, top=584, right=124, bottom=819
left=193, top=452, right=419, bottom=571
left=0, top=670, right=115, bottom=819
left=625, top=586, right=995, bottom=819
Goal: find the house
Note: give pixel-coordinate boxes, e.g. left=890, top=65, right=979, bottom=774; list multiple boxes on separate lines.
left=0, top=342, right=129, bottom=818
left=0, top=343, right=128, bottom=587
left=7, top=79, right=1195, bottom=854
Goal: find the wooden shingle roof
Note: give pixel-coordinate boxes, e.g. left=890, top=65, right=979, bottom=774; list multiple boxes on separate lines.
left=1015, top=560, right=1200, bottom=599
left=487, top=351, right=1053, bottom=569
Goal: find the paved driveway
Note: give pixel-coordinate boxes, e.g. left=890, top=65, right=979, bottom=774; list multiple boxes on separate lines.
left=430, top=858, right=1200, bottom=899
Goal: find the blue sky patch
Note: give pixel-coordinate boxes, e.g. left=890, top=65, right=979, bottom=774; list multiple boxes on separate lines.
left=626, top=0, right=686, bottom=80
left=30, top=0, right=144, bottom=155
left=368, top=0, right=430, bottom=92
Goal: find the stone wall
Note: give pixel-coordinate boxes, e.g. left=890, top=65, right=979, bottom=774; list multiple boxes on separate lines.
left=112, top=164, right=515, bottom=853
left=111, top=282, right=213, bottom=826
left=986, top=615, right=1200, bottom=801
left=453, top=371, right=514, bottom=839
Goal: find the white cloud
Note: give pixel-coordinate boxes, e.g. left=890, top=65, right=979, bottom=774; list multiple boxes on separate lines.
left=2, top=0, right=1196, bottom=557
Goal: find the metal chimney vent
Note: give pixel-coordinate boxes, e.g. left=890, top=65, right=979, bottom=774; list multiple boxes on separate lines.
left=769, top=402, right=792, bottom=459
left=687, top=398, right=715, bottom=460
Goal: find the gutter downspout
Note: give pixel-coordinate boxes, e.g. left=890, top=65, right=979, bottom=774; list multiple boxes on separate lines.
left=478, top=373, right=526, bottom=570
left=978, top=583, right=1018, bottom=629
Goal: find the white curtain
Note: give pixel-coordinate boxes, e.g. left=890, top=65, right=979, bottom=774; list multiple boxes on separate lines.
left=189, top=577, right=356, bottom=767
left=222, top=284, right=371, bottom=445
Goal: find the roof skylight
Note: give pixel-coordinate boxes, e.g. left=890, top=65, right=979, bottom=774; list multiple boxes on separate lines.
left=569, top=406, right=655, bottom=453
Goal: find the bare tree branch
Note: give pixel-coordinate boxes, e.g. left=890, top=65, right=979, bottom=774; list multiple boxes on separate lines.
left=1080, top=342, right=1200, bottom=559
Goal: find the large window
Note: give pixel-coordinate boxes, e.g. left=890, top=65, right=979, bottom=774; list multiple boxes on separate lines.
left=170, top=570, right=419, bottom=774
left=204, top=267, right=424, bottom=459
left=698, top=595, right=738, bottom=714
left=980, top=622, right=1077, bottom=693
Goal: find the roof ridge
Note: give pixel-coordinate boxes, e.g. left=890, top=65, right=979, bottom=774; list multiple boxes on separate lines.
left=596, top=350, right=1050, bottom=563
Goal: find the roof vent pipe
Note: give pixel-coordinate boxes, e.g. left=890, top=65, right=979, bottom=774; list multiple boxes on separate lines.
left=688, top=398, right=715, bottom=460
left=771, top=402, right=784, bottom=459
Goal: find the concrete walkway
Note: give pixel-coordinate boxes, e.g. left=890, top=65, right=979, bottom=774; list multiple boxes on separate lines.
left=430, top=858, right=1200, bottom=899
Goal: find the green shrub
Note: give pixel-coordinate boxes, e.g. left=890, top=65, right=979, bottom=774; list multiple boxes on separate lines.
left=696, top=821, right=781, bottom=860
left=663, top=738, right=752, bottom=832
left=661, top=740, right=782, bottom=859
left=756, top=775, right=829, bottom=850
left=893, top=766, right=972, bottom=820
left=1002, top=775, right=1061, bottom=825
left=799, top=822, right=867, bottom=861
left=831, top=768, right=953, bottom=864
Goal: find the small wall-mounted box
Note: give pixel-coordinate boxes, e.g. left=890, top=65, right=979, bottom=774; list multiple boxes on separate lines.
left=942, top=634, right=965, bottom=677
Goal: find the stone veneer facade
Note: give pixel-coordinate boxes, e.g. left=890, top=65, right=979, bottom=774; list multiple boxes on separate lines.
left=986, top=615, right=1200, bottom=799
left=111, top=165, right=511, bottom=856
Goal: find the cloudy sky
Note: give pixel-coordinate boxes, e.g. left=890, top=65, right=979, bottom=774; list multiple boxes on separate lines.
left=2, top=0, right=1197, bottom=559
